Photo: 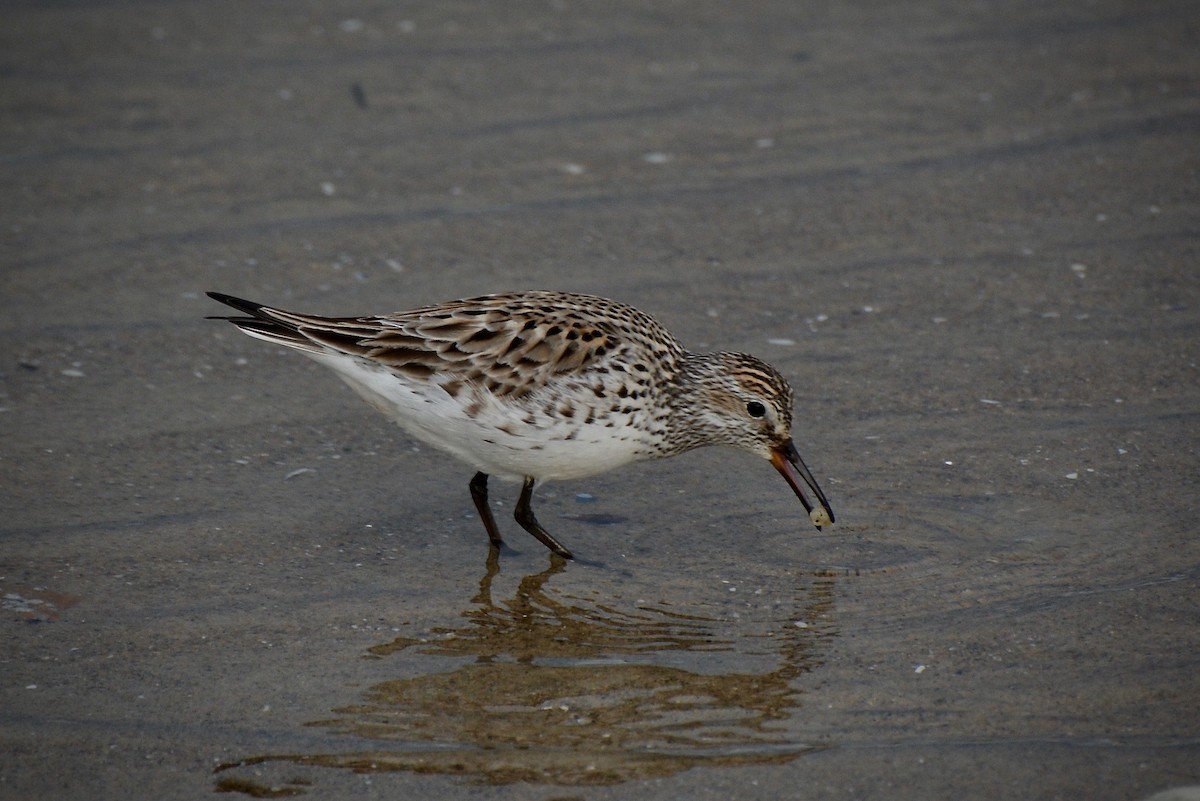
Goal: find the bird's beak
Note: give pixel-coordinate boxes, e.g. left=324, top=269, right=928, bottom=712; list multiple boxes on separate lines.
left=770, top=440, right=835, bottom=529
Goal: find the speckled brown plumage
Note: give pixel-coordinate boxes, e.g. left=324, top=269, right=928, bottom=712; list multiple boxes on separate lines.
left=207, top=290, right=834, bottom=559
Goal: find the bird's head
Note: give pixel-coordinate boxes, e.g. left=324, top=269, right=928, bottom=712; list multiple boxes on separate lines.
left=678, top=351, right=835, bottom=529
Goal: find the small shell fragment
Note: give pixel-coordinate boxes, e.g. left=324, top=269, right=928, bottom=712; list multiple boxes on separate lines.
left=809, top=506, right=833, bottom=527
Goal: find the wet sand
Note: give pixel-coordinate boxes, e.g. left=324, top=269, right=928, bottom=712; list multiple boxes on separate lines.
left=2, top=1, right=1198, bottom=798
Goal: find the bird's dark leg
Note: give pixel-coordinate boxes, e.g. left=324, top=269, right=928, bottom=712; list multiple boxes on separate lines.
left=514, top=477, right=574, bottom=559
left=469, top=472, right=505, bottom=550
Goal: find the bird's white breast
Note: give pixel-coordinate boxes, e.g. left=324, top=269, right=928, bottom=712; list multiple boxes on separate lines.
left=309, top=350, right=652, bottom=482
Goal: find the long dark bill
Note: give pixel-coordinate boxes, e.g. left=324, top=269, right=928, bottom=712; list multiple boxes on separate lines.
left=769, top=439, right=835, bottom=529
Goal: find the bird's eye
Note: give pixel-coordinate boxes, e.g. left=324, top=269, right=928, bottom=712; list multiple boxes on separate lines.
left=746, top=401, right=767, bottom=418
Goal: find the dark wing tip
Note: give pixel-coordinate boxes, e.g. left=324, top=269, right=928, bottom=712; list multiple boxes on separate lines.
left=205, top=292, right=316, bottom=350
left=206, top=292, right=267, bottom=317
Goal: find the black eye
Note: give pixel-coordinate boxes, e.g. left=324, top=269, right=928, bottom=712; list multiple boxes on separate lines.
left=746, top=401, right=767, bottom=418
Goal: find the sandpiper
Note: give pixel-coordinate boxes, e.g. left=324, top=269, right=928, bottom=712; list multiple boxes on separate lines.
left=207, top=290, right=834, bottom=558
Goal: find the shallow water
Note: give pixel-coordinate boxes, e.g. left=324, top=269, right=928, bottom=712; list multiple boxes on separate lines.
left=2, top=1, right=1198, bottom=799
left=215, top=552, right=834, bottom=788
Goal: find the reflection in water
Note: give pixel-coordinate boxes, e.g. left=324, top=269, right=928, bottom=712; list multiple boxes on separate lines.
left=216, top=552, right=836, bottom=792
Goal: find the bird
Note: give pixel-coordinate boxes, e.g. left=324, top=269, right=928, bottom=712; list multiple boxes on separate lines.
left=206, top=290, right=834, bottom=559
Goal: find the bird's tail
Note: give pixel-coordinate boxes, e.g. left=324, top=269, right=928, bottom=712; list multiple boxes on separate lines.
left=205, top=292, right=324, bottom=353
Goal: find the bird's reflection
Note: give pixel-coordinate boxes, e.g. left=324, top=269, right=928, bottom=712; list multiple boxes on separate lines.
left=370, top=551, right=736, bottom=663
left=216, top=550, right=836, bottom=792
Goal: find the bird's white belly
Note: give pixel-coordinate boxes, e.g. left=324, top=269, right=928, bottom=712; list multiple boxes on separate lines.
left=313, top=352, right=649, bottom=482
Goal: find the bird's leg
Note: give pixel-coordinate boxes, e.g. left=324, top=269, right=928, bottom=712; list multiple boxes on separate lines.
left=469, top=472, right=505, bottom=550
left=514, top=477, right=574, bottom=559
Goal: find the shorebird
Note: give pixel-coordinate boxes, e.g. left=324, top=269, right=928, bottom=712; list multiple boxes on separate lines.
left=207, top=290, right=834, bottom=558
